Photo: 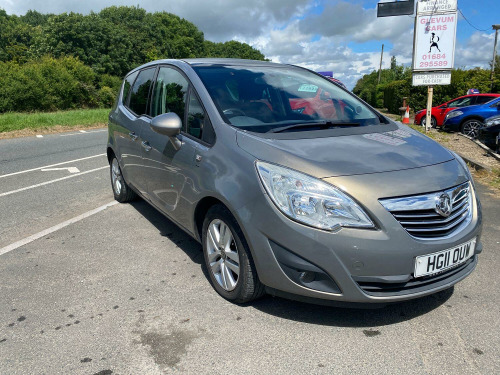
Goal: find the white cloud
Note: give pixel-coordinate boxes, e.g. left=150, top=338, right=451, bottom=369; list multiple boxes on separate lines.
left=455, top=31, right=496, bottom=69
left=2, top=0, right=496, bottom=90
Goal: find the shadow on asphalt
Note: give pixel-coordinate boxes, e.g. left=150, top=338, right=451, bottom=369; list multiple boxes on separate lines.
left=128, top=199, right=453, bottom=328
left=249, top=287, right=453, bottom=327
left=129, top=199, right=203, bottom=265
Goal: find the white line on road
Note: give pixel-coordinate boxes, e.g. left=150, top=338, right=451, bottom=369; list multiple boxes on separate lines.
left=0, top=166, right=108, bottom=198
left=59, top=129, right=107, bottom=137
left=0, top=153, right=106, bottom=179
left=41, top=167, right=80, bottom=173
left=0, top=201, right=118, bottom=256
left=36, top=135, right=43, bottom=138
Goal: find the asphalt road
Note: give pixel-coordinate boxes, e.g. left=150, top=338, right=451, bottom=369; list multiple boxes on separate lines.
left=0, top=129, right=499, bottom=375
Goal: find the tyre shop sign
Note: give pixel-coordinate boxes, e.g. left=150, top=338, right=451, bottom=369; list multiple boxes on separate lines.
left=413, top=0, right=457, bottom=72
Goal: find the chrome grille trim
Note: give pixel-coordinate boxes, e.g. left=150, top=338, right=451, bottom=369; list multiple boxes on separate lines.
left=379, top=182, right=472, bottom=240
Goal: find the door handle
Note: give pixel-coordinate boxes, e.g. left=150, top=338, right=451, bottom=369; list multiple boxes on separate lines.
left=129, top=132, right=138, bottom=141
left=141, top=141, right=152, bottom=152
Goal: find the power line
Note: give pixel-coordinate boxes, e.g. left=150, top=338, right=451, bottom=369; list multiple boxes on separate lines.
left=458, top=8, right=490, bottom=32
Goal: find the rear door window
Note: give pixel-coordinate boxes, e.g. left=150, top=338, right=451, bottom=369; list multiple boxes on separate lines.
left=128, top=67, right=156, bottom=116
left=475, top=96, right=496, bottom=105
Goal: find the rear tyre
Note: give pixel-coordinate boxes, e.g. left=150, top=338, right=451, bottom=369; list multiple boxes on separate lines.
left=202, top=204, right=265, bottom=303
left=110, top=157, right=137, bottom=203
left=422, top=116, right=437, bottom=128
left=461, top=119, right=483, bottom=138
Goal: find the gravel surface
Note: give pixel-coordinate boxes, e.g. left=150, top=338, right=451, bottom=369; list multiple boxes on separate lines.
left=426, top=129, right=500, bottom=170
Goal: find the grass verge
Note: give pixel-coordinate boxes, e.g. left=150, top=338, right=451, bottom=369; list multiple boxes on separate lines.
left=0, top=108, right=110, bottom=138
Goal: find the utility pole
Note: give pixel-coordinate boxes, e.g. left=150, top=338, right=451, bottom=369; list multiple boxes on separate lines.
left=378, top=44, right=384, bottom=85
left=491, top=25, right=500, bottom=92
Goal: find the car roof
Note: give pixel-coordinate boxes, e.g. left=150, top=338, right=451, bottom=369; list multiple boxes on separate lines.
left=181, top=58, right=284, bottom=67
left=125, top=58, right=299, bottom=77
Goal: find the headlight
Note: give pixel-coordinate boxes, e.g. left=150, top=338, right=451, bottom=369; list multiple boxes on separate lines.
left=256, top=161, right=374, bottom=230
left=484, top=115, right=500, bottom=127
left=445, top=110, right=463, bottom=121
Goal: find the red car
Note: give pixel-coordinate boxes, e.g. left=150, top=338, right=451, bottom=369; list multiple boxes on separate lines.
left=414, top=94, right=500, bottom=127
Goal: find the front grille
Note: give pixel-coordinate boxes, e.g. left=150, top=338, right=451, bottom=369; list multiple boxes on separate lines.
left=380, top=182, right=472, bottom=240
left=354, top=257, right=475, bottom=296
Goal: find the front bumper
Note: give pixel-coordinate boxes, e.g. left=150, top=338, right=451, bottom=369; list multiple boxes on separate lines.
left=442, top=117, right=461, bottom=132
left=236, top=160, right=482, bottom=304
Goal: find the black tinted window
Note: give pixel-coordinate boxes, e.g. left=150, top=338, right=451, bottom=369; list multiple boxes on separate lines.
left=128, top=67, right=156, bottom=116
left=151, top=67, right=188, bottom=120
left=122, top=71, right=138, bottom=105
left=475, top=96, right=496, bottom=105
left=187, top=91, right=205, bottom=139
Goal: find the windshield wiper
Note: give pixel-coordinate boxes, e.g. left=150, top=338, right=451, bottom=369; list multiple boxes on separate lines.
left=268, top=121, right=360, bottom=133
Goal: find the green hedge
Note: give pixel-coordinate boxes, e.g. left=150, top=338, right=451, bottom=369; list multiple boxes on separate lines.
left=0, top=56, right=120, bottom=113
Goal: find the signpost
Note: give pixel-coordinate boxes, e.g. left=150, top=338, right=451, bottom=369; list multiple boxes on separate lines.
left=412, top=0, right=458, bottom=131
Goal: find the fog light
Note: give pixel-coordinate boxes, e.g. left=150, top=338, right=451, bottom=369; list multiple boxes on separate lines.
left=299, top=271, right=316, bottom=283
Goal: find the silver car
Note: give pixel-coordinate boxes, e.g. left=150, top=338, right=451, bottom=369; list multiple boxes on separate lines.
left=107, top=59, right=482, bottom=305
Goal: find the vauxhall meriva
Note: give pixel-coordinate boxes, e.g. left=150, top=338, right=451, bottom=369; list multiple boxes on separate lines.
left=107, top=59, right=482, bottom=305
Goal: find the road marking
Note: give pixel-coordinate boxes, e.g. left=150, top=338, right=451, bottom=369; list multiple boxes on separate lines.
left=0, top=201, right=119, bottom=256
left=0, top=166, right=108, bottom=198
left=0, top=153, right=106, bottom=179
left=36, top=135, right=43, bottom=138
left=41, top=167, right=80, bottom=173
left=59, top=129, right=107, bottom=137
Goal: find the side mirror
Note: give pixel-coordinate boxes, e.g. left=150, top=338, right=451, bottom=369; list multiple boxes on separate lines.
left=151, top=112, right=182, bottom=150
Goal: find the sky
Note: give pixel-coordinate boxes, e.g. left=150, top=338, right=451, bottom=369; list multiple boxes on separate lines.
left=1, top=0, right=499, bottom=89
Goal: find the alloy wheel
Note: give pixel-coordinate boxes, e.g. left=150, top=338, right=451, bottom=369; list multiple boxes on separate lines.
left=206, top=219, right=240, bottom=291
left=111, top=159, right=122, bottom=195
left=462, top=121, right=482, bottom=138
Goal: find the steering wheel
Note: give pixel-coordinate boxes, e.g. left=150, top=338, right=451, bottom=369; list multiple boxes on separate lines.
left=223, top=108, right=246, bottom=118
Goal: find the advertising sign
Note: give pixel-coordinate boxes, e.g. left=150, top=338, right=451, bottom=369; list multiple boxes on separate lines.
left=412, top=71, right=451, bottom=86
left=413, top=12, right=457, bottom=71
left=417, top=0, right=457, bottom=14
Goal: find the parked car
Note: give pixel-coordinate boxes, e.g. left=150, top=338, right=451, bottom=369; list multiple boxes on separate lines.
left=443, top=96, right=500, bottom=138
left=414, top=94, right=500, bottom=128
left=108, top=58, right=482, bottom=306
left=478, top=115, right=500, bottom=153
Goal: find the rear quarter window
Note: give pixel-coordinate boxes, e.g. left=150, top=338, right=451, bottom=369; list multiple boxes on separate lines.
left=122, top=71, right=139, bottom=105
left=128, top=67, right=156, bottom=116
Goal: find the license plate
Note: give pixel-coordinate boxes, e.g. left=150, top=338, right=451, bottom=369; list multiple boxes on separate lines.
left=414, top=238, right=476, bottom=278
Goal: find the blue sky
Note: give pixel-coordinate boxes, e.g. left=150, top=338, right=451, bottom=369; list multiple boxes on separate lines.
left=2, top=0, right=499, bottom=89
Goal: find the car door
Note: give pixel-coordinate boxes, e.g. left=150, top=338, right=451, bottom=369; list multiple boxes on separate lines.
left=140, top=65, right=211, bottom=228
left=114, top=66, right=157, bottom=196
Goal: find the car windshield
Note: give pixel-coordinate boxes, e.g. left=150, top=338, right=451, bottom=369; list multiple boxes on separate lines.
left=193, top=65, right=383, bottom=133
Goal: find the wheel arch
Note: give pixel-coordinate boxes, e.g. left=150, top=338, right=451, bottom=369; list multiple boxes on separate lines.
left=460, top=115, right=484, bottom=130
left=106, top=146, right=116, bottom=164
left=194, top=196, right=227, bottom=242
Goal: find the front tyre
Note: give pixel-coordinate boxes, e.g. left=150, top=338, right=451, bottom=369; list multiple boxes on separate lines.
left=461, top=119, right=482, bottom=138
left=110, top=157, right=137, bottom=202
left=202, top=205, right=265, bottom=303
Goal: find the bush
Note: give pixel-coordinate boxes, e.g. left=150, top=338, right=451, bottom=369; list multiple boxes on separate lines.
left=384, top=80, right=410, bottom=114
left=97, top=86, right=116, bottom=107
left=0, top=56, right=101, bottom=113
